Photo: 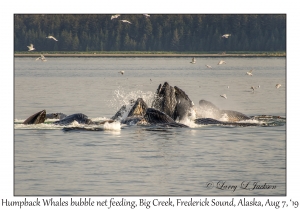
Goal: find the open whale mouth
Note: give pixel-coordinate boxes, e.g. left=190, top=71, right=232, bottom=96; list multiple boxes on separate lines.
left=23, top=110, right=46, bottom=124
left=127, top=98, right=148, bottom=117
left=152, top=82, right=194, bottom=122
left=152, top=82, right=177, bottom=119
left=144, top=108, right=175, bottom=124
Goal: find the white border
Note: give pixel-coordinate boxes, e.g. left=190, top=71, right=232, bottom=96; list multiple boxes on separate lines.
left=3, top=1, right=298, bottom=209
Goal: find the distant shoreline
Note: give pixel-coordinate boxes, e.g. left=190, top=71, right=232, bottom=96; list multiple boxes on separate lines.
left=14, top=53, right=286, bottom=57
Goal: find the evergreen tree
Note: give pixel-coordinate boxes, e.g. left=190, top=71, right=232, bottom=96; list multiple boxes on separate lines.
left=13, top=14, right=286, bottom=52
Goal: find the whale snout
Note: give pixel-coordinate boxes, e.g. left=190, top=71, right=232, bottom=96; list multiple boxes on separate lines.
left=23, top=110, right=46, bottom=124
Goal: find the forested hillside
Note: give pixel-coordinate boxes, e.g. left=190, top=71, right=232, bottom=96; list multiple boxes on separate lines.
left=14, top=14, right=286, bottom=52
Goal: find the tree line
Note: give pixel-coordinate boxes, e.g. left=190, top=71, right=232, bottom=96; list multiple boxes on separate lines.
left=14, top=14, right=286, bottom=52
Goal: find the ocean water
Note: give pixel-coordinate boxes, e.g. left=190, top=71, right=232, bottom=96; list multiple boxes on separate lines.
left=14, top=56, right=286, bottom=196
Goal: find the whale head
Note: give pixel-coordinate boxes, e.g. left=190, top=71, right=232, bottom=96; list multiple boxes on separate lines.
left=127, top=98, right=148, bottom=118
left=23, top=110, right=46, bottom=124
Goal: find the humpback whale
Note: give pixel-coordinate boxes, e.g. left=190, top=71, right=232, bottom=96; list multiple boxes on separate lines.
left=194, top=100, right=285, bottom=126
left=53, top=113, right=113, bottom=126
left=144, top=108, right=188, bottom=127
left=152, top=82, right=177, bottom=119
left=46, top=113, right=68, bottom=120
left=111, top=99, right=136, bottom=121
left=120, top=98, right=148, bottom=125
left=62, top=106, right=188, bottom=131
left=152, top=82, right=194, bottom=122
left=109, top=97, right=187, bottom=127
left=150, top=83, right=255, bottom=126
left=23, top=110, right=112, bottom=126
left=21, top=82, right=285, bottom=129
left=22, top=97, right=187, bottom=128
left=53, top=113, right=94, bottom=125
left=23, top=110, right=46, bottom=124
left=197, top=99, right=250, bottom=122
left=173, top=86, right=195, bottom=121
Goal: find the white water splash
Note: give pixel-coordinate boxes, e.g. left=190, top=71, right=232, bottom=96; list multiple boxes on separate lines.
left=179, top=117, right=202, bottom=128
left=108, top=87, right=155, bottom=120
left=176, top=108, right=203, bottom=128
left=14, top=122, right=62, bottom=130
left=239, top=119, right=263, bottom=124
left=189, top=108, right=197, bottom=121
left=219, top=113, right=229, bottom=122
left=14, top=119, right=24, bottom=123
left=103, top=121, right=121, bottom=130
left=90, top=117, right=111, bottom=122
left=109, top=87, right=155, bottom=110
left=64, top=121, right=82, bottom=127
left=70, top=121, right=121, bottom=131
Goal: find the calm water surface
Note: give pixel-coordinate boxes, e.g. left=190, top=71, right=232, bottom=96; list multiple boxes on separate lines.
left=14, top=57, right=286, bottom=196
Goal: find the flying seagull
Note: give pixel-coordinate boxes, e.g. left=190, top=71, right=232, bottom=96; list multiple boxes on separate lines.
left=46, top=36, right=58, bottom=41
left=27, top=44, right=35, bottom=51
left=220, top=94, right=227, bottom=99
left=143, top=14, right=150, bottom=18
left=111, top=14, right=120, bottom=20
left=246, top=70, right=253, bottom=76
left=120, top=20, right=132, bottom=24
left=206, top=64, right=212, bottom=69
left=118, top=71, right=125, bottom=75
left=218, top=60, right=226, bottom=65
left=222, top=34, right=231, bottom=38
left=275, top=84, right=281, bottom=89
left=36, top=54, right=47, bottom=61
left=190, top=57, right=196, bottom=64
